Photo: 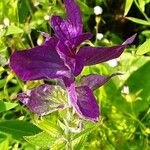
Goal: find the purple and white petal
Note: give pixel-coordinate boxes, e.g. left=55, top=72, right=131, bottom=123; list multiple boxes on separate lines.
left=63, top=78, right=99, bottom=122
left=56, top=41, right=84, bottom=76
left=63, top=77, right=77, bottom=106
left=77, top=34, right=136, bottom=66
left=56, top=41, right=76, bottom=73
left=18, top=84, right=68, bottom=116
left=80, top=73, right=122, bottom=91
left=10, top=37, right=70, bottom=81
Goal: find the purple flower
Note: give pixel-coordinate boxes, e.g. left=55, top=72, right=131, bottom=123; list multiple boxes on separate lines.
left=62, top=73, right=122, bottom=122
left=18, top=74, right=118, bottom=122
left=10, top=0, right=136, bottom=122
left=18, top=84, right=68, bottom=116
left=10, top=37, right=71, bottom=81
left=10, top=0, right=136, bottom=80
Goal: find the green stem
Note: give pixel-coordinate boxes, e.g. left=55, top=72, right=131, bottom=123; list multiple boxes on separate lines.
left=28, top=33, right=34, bottom=48
left=66, top=129, right=72, bottom=150
left=94, top=16, right=101, bottom=45
left=25, top=0, right=33, bottom=17
left=64, top=109, right=73, bottom=150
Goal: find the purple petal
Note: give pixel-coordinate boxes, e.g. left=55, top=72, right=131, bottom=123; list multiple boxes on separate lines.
left=77, top=45, right=125, bottom=66
left=63, top=77, right=77, bottom=105
left=56, top=41, right=76, bottom=74
left=50, top=0, right=82, bottom=40
left=74, top=56, right=84, bottom=76
left=50, top=16, right=69, bottom=41
left=122, top=33, right=137, bottom=45
left=18, top=84, right=68, bottom=116
left=56, top=41, right=84, bottom=76
left=80, top=73, right=122, bottom=91
left=75, top=86, right=100, bottom=122
left=65, top=33, right=93, bottom=50
left=77, top=34, right=136, bottom=66
left=51, top=16, right=80, bottom=41
left=63, top=0, right=82, bottom=35
left=63, top=78, right=99, bottom=122
left=10, top=37, right=70, bottom=81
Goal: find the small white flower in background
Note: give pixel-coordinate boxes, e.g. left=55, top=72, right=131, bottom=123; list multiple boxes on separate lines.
left=106, top=59, right=118, bottom=67
left=94, top=6, right=103, bottom=15
left=96, top=33, right=103, bottom=40
left=3, top=18, right=10, bottom=26
left=121, top=86, right=129, bottom=94
left=44, top=15, right=50, bottom=21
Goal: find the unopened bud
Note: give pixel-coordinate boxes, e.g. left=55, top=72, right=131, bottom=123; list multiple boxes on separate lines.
left=96, top=33, right=103, bottom=40
left=94, top=6, right=103, bottom=15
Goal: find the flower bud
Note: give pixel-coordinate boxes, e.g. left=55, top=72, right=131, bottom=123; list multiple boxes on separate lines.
left=96, top=33, right=103, bottom=40
left=94, top=6, right=103, bottom=15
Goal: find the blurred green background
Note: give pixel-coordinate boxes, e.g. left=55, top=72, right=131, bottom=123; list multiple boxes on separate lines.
left=0, top=0, right=150, bottom=149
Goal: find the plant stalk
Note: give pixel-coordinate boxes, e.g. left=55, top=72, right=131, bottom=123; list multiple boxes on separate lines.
left=65, top=109, right=73, bottom=150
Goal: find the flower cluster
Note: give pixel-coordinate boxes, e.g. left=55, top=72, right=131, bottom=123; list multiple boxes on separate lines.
left=10, top=0, right=136, bottom=122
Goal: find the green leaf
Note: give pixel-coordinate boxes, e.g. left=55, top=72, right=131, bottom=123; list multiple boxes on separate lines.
left=51, top=138, right=66, bottom=150
left=0, top=101, right=18, bottom=113
left=124, top=0, right=134, bottom=16
left=125, top=62, right=150, bottom=114
left=72, top=123, right=100, bottom=140
left=24, top=131, right=54, bottom=148
left=5, top=25, right=24, bottom=36
left=136, top=38, right=150, bottom=55
left=0, top=133, right=7, bottom=143
left=0, top=134, right=9, bottom=150
left=0, top=27, right=6, bottom=37
left=141, top=30, right=150, bottom=38
left=0, top=120, right=41, bottom=140
left=103, top=53, right=150, bottom=115
left=0, top=42, right=8, bottom=58
left=34, top=119, right=63, bottom=137
left=137, top=0, right=145, bottom=12
left=77, top=0, right=93, bottom=15
left=74, top=136, right=87, bottom=150
left=145, top=0, right=150, bottom=4
left=0, top=79, right=6, bottom=88
left=18, top=0, right=29, bottom=23
left=126, top=17, right=150, bottom=25
left=120, top=53, right=150, bottom=81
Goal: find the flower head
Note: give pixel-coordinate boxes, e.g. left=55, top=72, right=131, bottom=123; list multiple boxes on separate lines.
left=94, top=6, right=103, bottom=15
left=63, top=73, right=122, bottom=122
left=96, top=33, right=104, bottom=40
left=10, top=0, right=136, bottom=122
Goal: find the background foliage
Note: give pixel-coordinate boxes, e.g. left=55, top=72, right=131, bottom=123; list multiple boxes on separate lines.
left=0, top=0, right=150, bottom=149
